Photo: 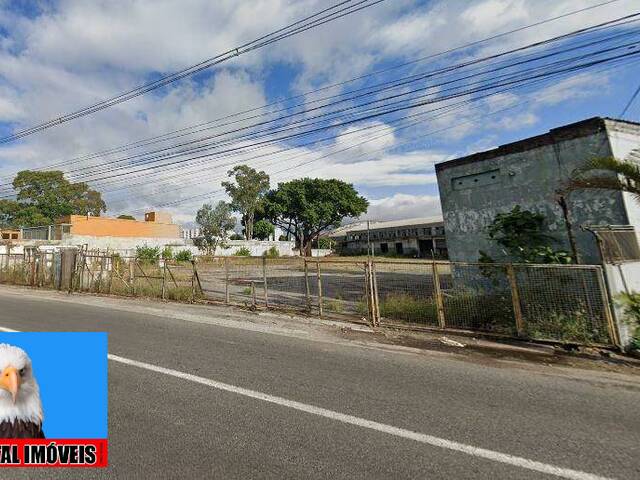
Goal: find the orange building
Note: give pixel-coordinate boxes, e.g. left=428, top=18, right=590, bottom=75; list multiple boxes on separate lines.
left=54, top=212, right=180, bottom=239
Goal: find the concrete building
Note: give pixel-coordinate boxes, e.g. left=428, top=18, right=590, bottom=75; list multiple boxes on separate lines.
left=22, top=211, right=180, bottom=242
left=328, top=217, right=447, bottom=257
left=435, top=117, right=640, bottom=264
left=0, top=229, right=20, bottom=241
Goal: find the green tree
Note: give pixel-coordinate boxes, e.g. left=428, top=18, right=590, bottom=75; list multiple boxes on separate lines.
left=117, top=214, right=136, bottom=220
left=263, top=178, right=368, bottom=256
left=253, top=219, right=275, bottom=240
left=12, top=170, right=106, bottom=223
left=195, top=201, right=236, bottom=255
left=0, top=200, right=23, bottom=228
left=480, top=205, right=572, bottom=264
left=222, top=165, right=270, bottom=240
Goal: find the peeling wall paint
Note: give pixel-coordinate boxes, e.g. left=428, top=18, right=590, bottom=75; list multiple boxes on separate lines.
left=436, top=118, right=640, bottom=264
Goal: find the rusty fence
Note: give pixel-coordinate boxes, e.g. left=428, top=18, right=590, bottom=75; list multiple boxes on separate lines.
left=0, top=252, right=618, bottom=347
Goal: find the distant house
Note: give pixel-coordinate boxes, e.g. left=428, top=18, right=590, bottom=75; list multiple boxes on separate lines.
left=328, top=217, right=447, bottom=258
left=435, top=117, right=640, bottom=263
left=0, top=229, right=20, bottom=241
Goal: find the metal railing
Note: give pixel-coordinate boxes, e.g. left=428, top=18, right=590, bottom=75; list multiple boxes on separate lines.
left=0, top=252, right=618, bottom=347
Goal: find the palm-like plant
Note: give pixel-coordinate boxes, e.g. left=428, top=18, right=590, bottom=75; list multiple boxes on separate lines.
left=565, top=149, right=640, bottom=201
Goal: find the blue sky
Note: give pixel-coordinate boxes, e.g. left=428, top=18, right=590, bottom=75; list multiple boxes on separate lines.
left=0, top=0, right=639, bottom=223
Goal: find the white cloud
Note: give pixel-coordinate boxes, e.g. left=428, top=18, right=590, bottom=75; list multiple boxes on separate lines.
left=535, top=71, right=611, bottom=106
left=0, top=0, right=635, bottom=224
left=365, top=193, right=442, bottom=221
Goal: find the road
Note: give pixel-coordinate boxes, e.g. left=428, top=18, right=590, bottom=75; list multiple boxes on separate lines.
left=0, top=286, right=637, bottom=479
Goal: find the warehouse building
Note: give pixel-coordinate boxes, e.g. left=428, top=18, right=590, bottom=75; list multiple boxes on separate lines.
left=328, top=217, right=447, bottom=258
left=435, top=117, right=640, bottom=264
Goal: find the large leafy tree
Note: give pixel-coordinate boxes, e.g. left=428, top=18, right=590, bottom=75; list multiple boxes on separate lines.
left=11, top=170, right=106, bottom=225
left=263, top=178, right=369, bottom=256
left=0, top=171, right=106, bottom=227
left=222, top=165, right=270, bottom=240
left=194, top=201, right=236, bottom=255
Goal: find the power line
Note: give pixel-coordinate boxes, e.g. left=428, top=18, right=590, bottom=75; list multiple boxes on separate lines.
left=0, top=0, right=628, bottom=179
left=620, top=82, right=640, bottom=117
left=1, top=32, right=636, bottom=202
left=0, top=0, right=387, bottom=144
left=2, top=15, right=635, bottom=193
left=106, top=50, right=640, bottom=206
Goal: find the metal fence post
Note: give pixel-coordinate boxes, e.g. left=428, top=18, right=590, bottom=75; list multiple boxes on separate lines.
left=595, top=266, right=621, bottom=348
left=432, top=261, right=446, bottom=328
left=97, top=255, right=105, bottom=293
left=224, top=257, right=230, bottom=304
left=30, top=255, right=36, bottom=286
left=506, top=264, right=525, bottom=337
left=371, top=260, right=380, bottom=326
left=316, top=261, right=323, bottom=318
left=192, top=260, right=202, bottom=297
left=262, top=256, right=269, bottom=307
left=161, top=260, right=167, bottom=300
left=106, top=255, right=114, bottom=294
left=304, top=259, right=311, bottom=312
left=129, top=259, right=135, bottom=296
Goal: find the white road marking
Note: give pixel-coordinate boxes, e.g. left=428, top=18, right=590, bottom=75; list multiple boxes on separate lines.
left=0, top=326, right=614, bottom=480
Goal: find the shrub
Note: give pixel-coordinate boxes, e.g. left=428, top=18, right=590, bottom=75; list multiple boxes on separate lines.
left=136, top=245, right=160, bottom=263
left=525, top=310, right=606, bottom=344
left=111, top=253, right=124, bottom=274
left=230, top=233, right=244, bottom=240
left=617, top=292, right=640, bottom=350
left=161, top=246, right=173, bottom=260
left=235, top=247, right=251, bottom=256
left=175, top=250, right=193, bottom=262
left=263, top=246, right=279, bottom=258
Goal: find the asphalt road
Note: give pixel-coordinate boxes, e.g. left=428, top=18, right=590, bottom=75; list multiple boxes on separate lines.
left=0, top=287, right=638, bottom=479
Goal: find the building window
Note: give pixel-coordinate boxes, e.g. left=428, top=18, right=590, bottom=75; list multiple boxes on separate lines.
left=1, top=233, right=9, bottom=239
left=395, top=242, right=403, bottom=254
left=10, top=234, right=17, bottom=239
left=380, top=243, right=388, bottom=254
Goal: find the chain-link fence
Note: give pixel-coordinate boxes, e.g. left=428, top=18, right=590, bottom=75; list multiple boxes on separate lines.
left=0, top=250, right=618, bottom=346
left=514, top=264, right=612, bottom=344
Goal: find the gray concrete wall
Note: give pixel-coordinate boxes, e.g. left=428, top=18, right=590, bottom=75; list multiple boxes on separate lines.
left=436, top=120, right=637, bottom=264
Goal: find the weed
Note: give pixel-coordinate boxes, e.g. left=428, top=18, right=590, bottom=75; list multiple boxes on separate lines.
left=324, top=295, right=344, bottom=313
left=378, top=293, right=438, bottom=325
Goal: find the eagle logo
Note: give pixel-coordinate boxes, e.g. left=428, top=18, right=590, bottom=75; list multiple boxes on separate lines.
left=0, top=344, right=44, bottom=438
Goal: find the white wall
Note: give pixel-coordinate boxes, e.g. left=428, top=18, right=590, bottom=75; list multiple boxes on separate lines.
left=605, top=261, right=640, bottom=349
